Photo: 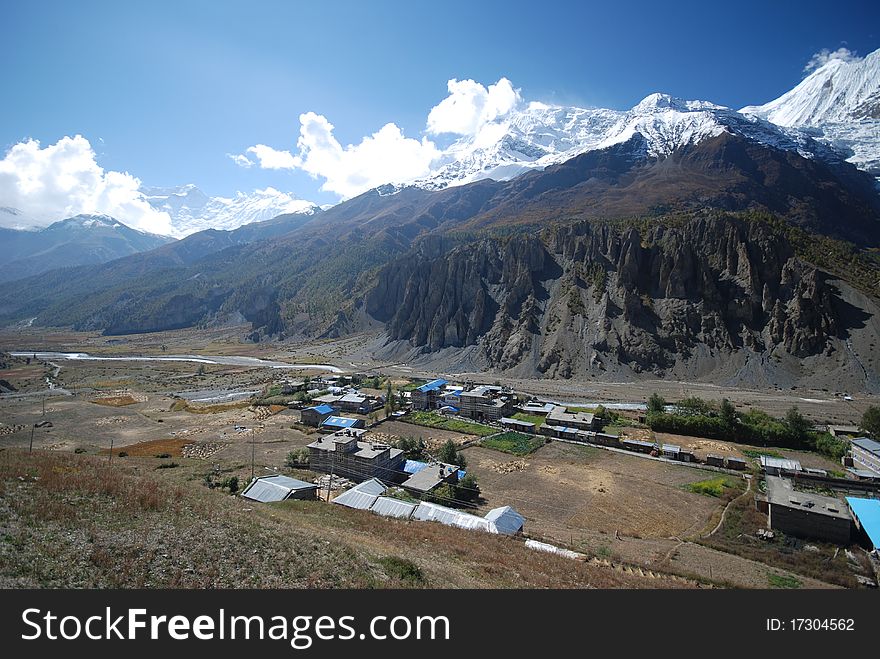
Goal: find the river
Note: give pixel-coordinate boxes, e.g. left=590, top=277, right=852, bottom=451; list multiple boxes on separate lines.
left=10, top=352, right=344, bottom=372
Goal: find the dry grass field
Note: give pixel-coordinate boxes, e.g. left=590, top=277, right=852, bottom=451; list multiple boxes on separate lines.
left=0, top=448, right=695, bottom=589
left=467, top=442, right=723, bottom=540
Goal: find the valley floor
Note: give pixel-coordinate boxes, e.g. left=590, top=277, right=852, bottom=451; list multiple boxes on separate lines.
left=1, top=325, right=877, bottom=589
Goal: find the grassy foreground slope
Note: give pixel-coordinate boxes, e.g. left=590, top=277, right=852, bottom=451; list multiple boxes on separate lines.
left=0, top=449, right=692, bottom=589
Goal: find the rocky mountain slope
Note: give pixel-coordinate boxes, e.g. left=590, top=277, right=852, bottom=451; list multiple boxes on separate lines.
left=362, top=215, right=880, bottom=390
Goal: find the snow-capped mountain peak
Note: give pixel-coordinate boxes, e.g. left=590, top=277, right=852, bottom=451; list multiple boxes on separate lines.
left=741, top=49, right=880, bottom=126
left=740, top=48, right=880, bottom=178
left=141, top=185, right=319, bottom=237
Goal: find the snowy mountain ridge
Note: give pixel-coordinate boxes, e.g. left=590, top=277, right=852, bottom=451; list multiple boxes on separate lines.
left=741, top=49, right=880, bottom=178
left=141, top=185, right=319, bottom=238
left=406, top=49, right=880, bottom=192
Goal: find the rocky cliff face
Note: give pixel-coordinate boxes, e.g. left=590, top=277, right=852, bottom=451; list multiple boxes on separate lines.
left=363, top=216, right=872, bottom=383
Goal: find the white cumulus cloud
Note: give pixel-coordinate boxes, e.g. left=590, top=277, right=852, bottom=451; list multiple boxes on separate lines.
left=236, top=77, right=521, bottom=200
left=245, top=144, right=299, bottom=170
left=290, top=112, right=440, bottom=198
left=426, top=77, right=521, bottom=136
left=226, top=152, right=253, bottom=168
left=804, top=47, right=862, bottom=73
left=0, top=135, right=173, bottom=234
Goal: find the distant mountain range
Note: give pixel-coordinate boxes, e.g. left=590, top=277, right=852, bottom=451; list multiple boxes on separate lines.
left=0, top=215, right=172, bottom=282
left=140, top=184, right=319, bottom=237
left=1, top=49, right=878, bottom=391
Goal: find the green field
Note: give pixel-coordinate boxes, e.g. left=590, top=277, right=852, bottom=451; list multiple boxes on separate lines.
left=481, top=432, right=546, bottom=456
left=405, top=411, right=497, bottom=437
left=511, top=412, right=546, bottom=428
left=741, top=449, right=784, bottom=459
left=767, top=573, right=802, bottom=589
left=684, top=476, right=743, bottom=498
left=398, top=380, right=428, bottom=392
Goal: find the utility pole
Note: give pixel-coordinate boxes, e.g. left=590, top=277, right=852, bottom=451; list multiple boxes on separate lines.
left=29, top=424, right=34, bottom=453
left=251, top=427, right=256, bottom=483
left=41, top=395, right=45, bottom=416
left=326, top=450, right=336, bottom=501
left=109, top=436, right=114, bottom=464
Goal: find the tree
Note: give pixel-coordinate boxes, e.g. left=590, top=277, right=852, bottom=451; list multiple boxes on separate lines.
left=720, top=398, right=737, bottom=429
left=861, top=406, right=880, bottom=438
left=386, top=380, right=396, bottom=412
left=647, top=393, right=666, bottom=414
left=438, top=438, right=466, bottom=468
left=455, top=472, right=481, bottom=503
left=784, top=407, right=811, bottom=444
left=394, top=436, right=426, bottom=460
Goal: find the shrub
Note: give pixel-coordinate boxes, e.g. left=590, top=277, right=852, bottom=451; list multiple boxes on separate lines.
left=155, top=462, right=179, bottom=469
left=117, top=451, right=128, bottom=458
left=285, top=447, right=310, bottom=468
left=378, top=556, right=425, bottom=586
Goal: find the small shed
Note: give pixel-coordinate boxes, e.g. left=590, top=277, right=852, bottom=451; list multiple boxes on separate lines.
left=241, top=475, right=318, bottom=503
left=500, top=417, right=536, bottom=433
left=622, top=438, right=654, bottom=454
left=485, top=506, right=525, bottom=535
left=725, top=456, right=747, bottom=470
left=760, top=456, right=803, bottom=475
left=706, top=454, right=726, bottom=467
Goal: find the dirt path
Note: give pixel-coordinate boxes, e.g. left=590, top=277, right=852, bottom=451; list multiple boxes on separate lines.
left=704, top=475, right=752, bottom=538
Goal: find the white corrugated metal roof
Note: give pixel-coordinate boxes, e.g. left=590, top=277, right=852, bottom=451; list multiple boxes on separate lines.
left=525, top=539, right=586, bottom=560
left=412, top=502, right=491, bottom=532
left=332, top=489, right=379, bottom=510
left=485, top=506, right=525, bottom=535
left=371, top=497, right=417, bottom=519
left=760, top=456, right=802, bottom=471
left=241, top=475, right=317, bottom=503
left=331, top=478, right=388, bottom=510
left=352, top=478, right=387, bottom=496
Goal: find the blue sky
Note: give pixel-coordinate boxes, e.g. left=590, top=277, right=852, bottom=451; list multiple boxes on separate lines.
left=1, top=0, right=878, bottom=225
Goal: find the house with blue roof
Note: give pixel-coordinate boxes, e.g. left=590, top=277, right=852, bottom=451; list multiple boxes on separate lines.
left=301, top=403, right=337, bottom=427
left=320, top=415, right=366, bottom=431
left=846, top=497, right=880, bottom=553
left=412, top=378, right=448, bottom=410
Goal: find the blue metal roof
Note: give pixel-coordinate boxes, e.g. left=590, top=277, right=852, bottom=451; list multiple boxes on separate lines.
left=852, top=437, right=880, bottom=456
left=416, top=378, right=448, bottom=393
left=404, top=460, right=428, bottom=474
left=847, top=497, right=880, bottom=549
left=309, top=404, right=334, bottom=414
left=321, top=415, right=359, bottom=428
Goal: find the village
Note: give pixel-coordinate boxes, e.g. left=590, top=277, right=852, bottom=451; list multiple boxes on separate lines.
left=2, top=343, right=880, bottom=589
